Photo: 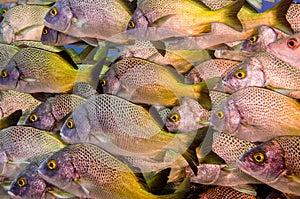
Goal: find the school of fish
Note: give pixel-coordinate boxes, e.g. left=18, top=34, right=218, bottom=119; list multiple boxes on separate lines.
left=0, top=0, right=299, bottom=198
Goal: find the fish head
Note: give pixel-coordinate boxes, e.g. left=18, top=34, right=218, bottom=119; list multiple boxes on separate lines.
left=241, top=26, right=278, bottom=53
left=210, top=98, right=241, bottom=136
left=0, top=59, right=20, bottom=91
left=38, top=150, right=76, bottom=190
left=41, top=26, right=58, bottom=46
left=266, top=34, right=300, bottom=67
left=126, top=8, right=149, bottom=39
left=100, top=69, right=121, bottom=95
left=9, top=165, right=47, bottom=198
left=0, top=22, right=14, bottom=43
left=24, top=103, right=56, bottom=131
left=60, top=109, right=91, bottom=144
left=165, top=106, right=181, bottom=133
left=223, top=59, right=265, bottom=93
left=238, top=140, right=285, bottom=183
left=43, top=1, right=73, bottom=33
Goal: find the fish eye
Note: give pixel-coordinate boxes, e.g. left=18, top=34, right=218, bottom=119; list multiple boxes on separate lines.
left=16, top=177, right=26, bottom=188
left=169, top=113, right=180, bottom=122
left=29, top=113, right=38, bottom=123
left=253, top=152, right=265, bottom=163
left=1, top=70, right=7, bottom=78
left=47, top=159, right=57, bottom=170
left=248, top=35, right=258, bottom=43
left=128, top=20, right=135, bottom=29
left=99, top=78, right=107, bottom=87
left=234, top=69, right=246, bottom=79
left=216, top=110, right=224, bottom=119
left=66, top=118, right=74, bottom=129
left=287, top=38, right=298, bottom=49
left=42, top=27, right=49, bottom=35
left=50, top=7, right=58, bottom=17
left=1, top=8, right=7, bottom=14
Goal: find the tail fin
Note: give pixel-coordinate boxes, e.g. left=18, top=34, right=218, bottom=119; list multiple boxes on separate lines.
left=220, top=0, right=244, bottom=32
left=192, top=81, right=211, bottom=110
left=265, top=0, right=293, bottom=34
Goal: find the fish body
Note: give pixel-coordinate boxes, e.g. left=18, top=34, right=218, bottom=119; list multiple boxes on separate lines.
left=238, top=135, right=300, bottom=196
left=0, top=43, right=20, bottom=70
left=25, top=94, right=86, bottom=131
left=43, top=0, right=132, bottom=43
left=267, top=32, right=300, bottom=70
left=0, top=47, right=101, bottom=93
left=210, top=87, right=300, bottom=142
left=72, top=82, right=99, bottom=99
left=198, top=185, right=257, bottom=199
left=0, top=126, right=65, bottom=178
left=223, top=51, right=300, bottom=99
left=38, top=143, right=183, bottom=199
left=126, top=0, right=243, bottom=40
left=41, top=26, right=81, bottom=46
left=120, top=40, right=211, bottom=74
left=286, top=2, right=300, bottom=33
left=0, top=5, right=50, bottom=43
left=186, top=59, right=240, bottom=83
left=101, top=57, right=208, bottom=106
left=0, top=90, right=40, bottom=120
left=165, top=97, right=210, bottom=133
left=60, top=94, right=195, bottom=158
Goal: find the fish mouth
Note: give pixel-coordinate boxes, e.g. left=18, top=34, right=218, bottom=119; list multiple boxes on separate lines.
left=7, top=191, right=21, bottom=199
left=237, top=159, right=252, bottom=174
left=222, top=80, right=234, bottom=93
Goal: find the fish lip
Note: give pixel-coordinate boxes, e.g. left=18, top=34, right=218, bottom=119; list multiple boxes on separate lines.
left=43, top=20, right=68, bottom=33
left=7, top=191, right=21, bottom=199
left=222, top=80, right=234, bottom=93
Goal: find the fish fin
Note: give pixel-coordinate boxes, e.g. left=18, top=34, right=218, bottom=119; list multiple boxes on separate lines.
left=20, top=77, right=37, bottom=82
left=246, top=0, right=262, bottom=10
left=57, top=49, right=79, bottom=69
left=146, top=168, right=171, bottom=194
left=0, top=180, right=13, bottom=190
left=181, top=149, right=198, bottom=176
left=81, top=38, right=99, bottom=47
left=0, top=110, right=22, bottom=130
left=198, top=127, right=214, bottom=159
left=7, top=160, right=30, bottom=165
left=150, top=14, right=176, bottom=27
left=150, top=41, right=167, bottom=57
left=285, top=175, right=300, bottom=183
left=220, top=0, right=244, bottom=32
left=265, top=85, right=300, bottom=98
left=15, top=25, right=42, bottom=35
left=266, top=0, right=293, bottom=35
left=30, top=93, right=57, bottom=102
left=74, top=178, right=90, bottom=196
left=81, top=44, right=109, bottom=89
left=193, top=81, right=211, bottom=110
left=48, top=189, right=77, bottom=199
left=221, top=165, right=238, bottom=172
left=232, top=184, right=257, bottom=196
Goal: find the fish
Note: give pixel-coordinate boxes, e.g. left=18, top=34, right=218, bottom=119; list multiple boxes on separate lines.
left=186, top=59, right=240, bottom=84
left=43, top=0, right=133, bottom=43
left=100, top=57, right=209, bottom=107
left=238, top=135, right=300, bottom=196
left=267, top=32, right=300, bottom=70
left=126, top=0, right=244, bottom=40
left=0, top=90, right=41, bottom=120
left=120, top=40, right=211, bottom=74
left=24, top=94, right=86, bottom=131
left=0, top=126, right=65, bottom=179
left=0, top=47, right=104, bottom=93
left=38, top=143, right=186, bottom=198
left=197, top=185, right=257, bottom=199
left=241, top=25, right=286, bottom=53
left=202, top=0, right=275, bottom=10
left=210, top=87, right=300, bottom=142
left=223, top=51, right=300, bottom=99
left=165, top=97, right=210, bottom=133
left=0, top=0, right=56, bottom=5
left=60, top=94, right=196, bottom=160
left=0, top=4, right=50, bottom=43
left=41, top=26, right=81, bottom=46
